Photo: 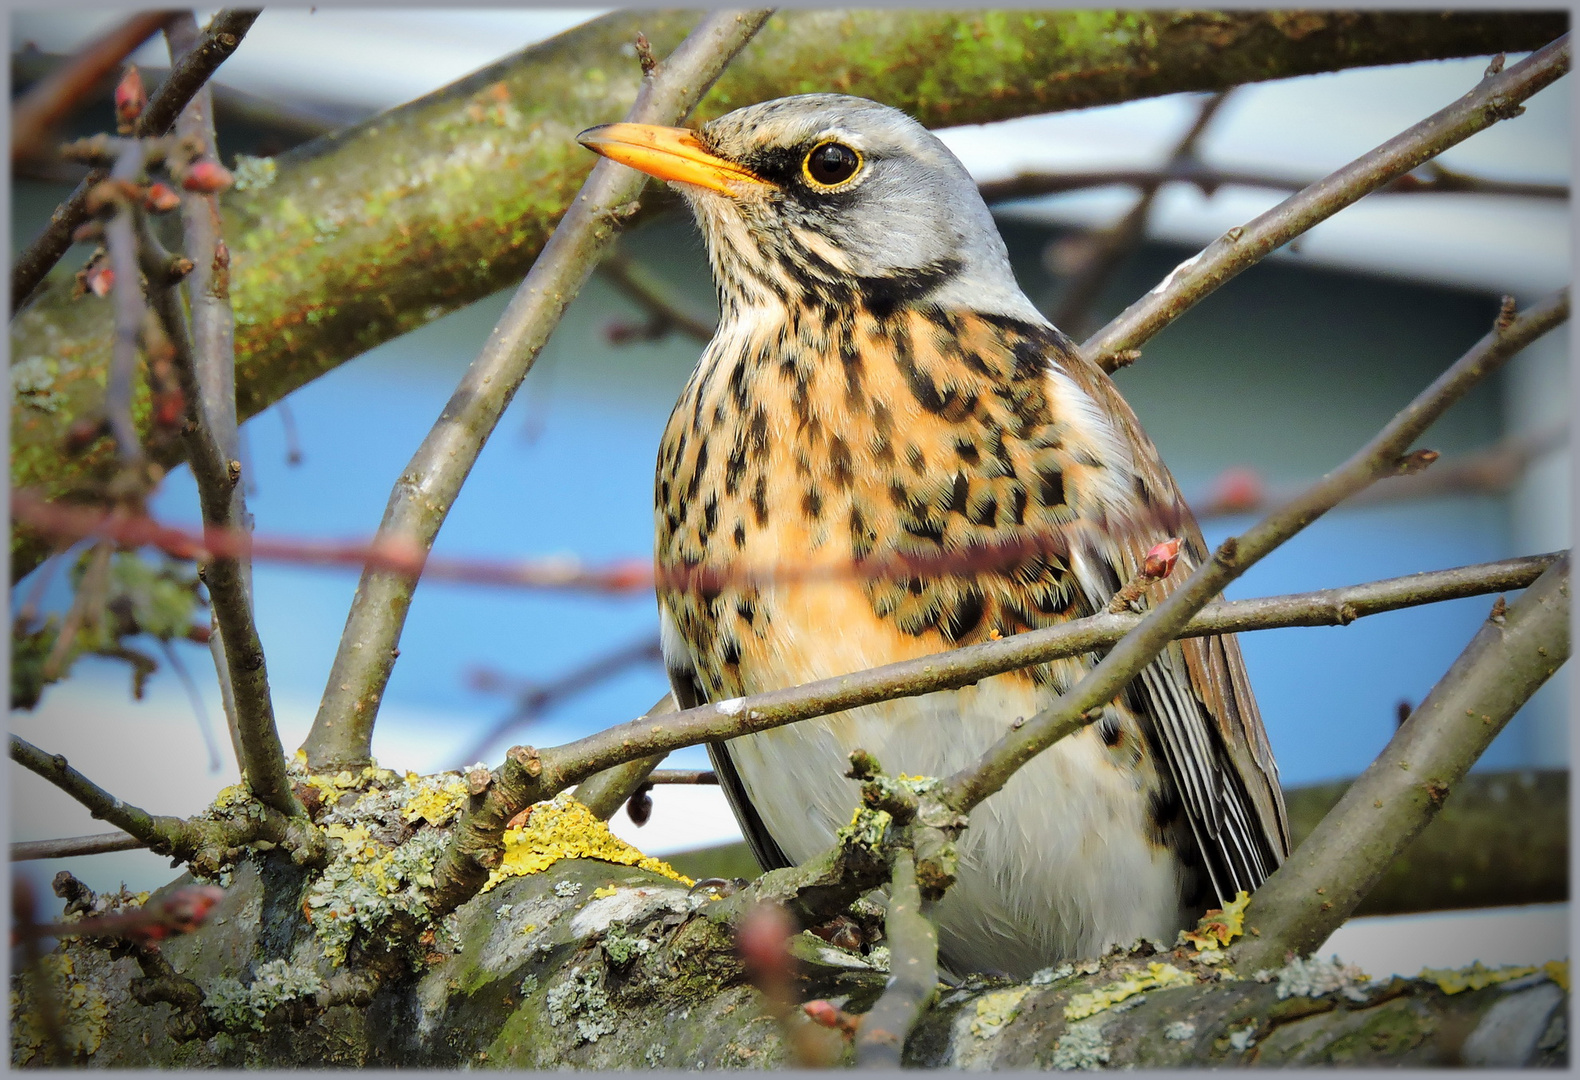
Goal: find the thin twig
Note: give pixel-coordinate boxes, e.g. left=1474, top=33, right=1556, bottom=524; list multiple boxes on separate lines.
left=457, top=635, right=663, bottom=767
left=938, top=290, right=1567, bottom=820
left=104, top=144, right=149, bottom=464
left=12, top=832, right=146, bottom=862
left=1053, top=91, right=1230, bottom=337
left=10, top=11, right=175, bottom=163
left=854, top=849, right=937, bottom=1067
left=157, top=638, right=224, bottom=773
left=1197, top=421, right=1569, bottom=518
left=504, top=550, right=1564, bottom=815
left=647, top=769, right=717, bottom=785
left=277, top=400, right=304, bottom=464
left=11, top=9, right=258, bottom=312
left=598, top=251, right=717, bottom=344
left=300, top=8, right=776, bottom=771
left=1232, top=554, right=1571, bottom=968
left=1081, top=34, right=1571, bottom=371
left=979, top=159, right=1570, bottom=206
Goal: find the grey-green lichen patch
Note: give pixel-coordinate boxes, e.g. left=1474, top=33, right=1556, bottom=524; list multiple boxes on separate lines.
left=1048, top=1020, right=1110, bottom=1070
left=1257, top=954, right=1372, bottom=1002
left=544, top=964, right=617, bottom=1045
left=11, top=355, right=63, bottom=412
left=553, top=880, right=583, bottom=898
left=231, top=154, right=278, bottom=192
left=204, top=958, right=325, bottom=1033
left=302, top=823, right=445, bottom=964
left=600, top=922, right=655, bottom=966
left=1164, top=1019, right=1197, bottom=1040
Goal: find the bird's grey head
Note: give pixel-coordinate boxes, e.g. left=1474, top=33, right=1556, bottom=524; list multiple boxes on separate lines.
left=579, top=94, right=1043, bottom=323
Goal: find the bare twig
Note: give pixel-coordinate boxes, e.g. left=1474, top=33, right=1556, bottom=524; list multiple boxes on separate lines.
left=937, top=290, right=1567, bottom=823
left=647, top=769, right=718, bottom=785
left=276, top=400, right=304, bottom=464
left=11, top=9, right=258, bottom=312
left=458, top=635, right=663, bottom=767
left=979, top=159, right=1569, bottom=207
left=12, top=832, right=147, bottom=862
left=1052, top=90, right=1230, bottom=337
left=1081, top=35, right=1571, bottom=371
left=571, top=694, right=674, bottom=820
left=10, top=11, right=175, bottom=163
left=598, top=251, right=717, bottom=344
left=854, top=849, right=937, bottom=1067
left=301, top=9, right=776, bottom=771
left=1232, top=554, right=1571, bottom=969
left=103, top=146, right=150, bottom=464
left=156, top=638, right=224, bottom=773
left=1197, top=421, right=1569, bottom=518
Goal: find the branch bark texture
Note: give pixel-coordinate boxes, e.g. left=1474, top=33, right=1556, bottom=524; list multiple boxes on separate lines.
left=11, top=9, right=1564, bottom=576
left=1232, top=555, right=1571, bottom=970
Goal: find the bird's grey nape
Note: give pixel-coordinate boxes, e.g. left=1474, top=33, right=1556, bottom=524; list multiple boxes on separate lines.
left=697, top=94, right=1048, bottom=324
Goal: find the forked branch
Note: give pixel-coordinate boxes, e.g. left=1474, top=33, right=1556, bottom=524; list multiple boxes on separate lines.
left=1082, top=34, right=1570, bottom=371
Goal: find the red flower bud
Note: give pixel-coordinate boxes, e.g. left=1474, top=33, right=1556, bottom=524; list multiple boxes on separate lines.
left=144, top=182, right=181, bottom=213
left=1143, top=537, right=1181, bottom=580
left=1207, top=466, right=1263, bottom=513
left=179, top=159, right=234, bottom=194
left=803, top=999, right=859, bottom=1035
left=114, top=66, right=146, bottom=130
left=86, top=263, right=115, bottom=298
left=153, top=388, right=186, bottom=429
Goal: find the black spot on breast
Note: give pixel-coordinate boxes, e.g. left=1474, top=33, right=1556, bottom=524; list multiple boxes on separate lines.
left=906, top=444, right=926, bottom=474
left=961, top=349, right=996, bottom=377
left=849, top=505, right=874, bottom=560
left=725, top=445, right=747, bottom=496
left=751, top=475, right=769, bottom=526
left=1012, top=338, right=1046, bottom=381
left=829, top=436, right=853, bottom=490
left=685, top=441, right=709, bottom=501
left=702, top=496, right=719, bottom=537
left=1008, top=484, right=1028, bottom=525
left=802, top=488, right=823, bottom=521
left=968, top=494, right=997, bottom=527
left=946, top=472, right=969, bottom=515
left=854, top=258, right=963, bottom=320
left=943, top=591, right=985, bottom=641
left=719, top=636, right=741, bottom=668
left=954, top=439, right=980, bottom=465
left=903, top=516, right=945, bottom=544
left=749, top=407, right=769, bottom=455
left=1036, top=465, right=1066, bottom=508
left=735, top=599, right=756, bottom=625
left=733, top=521, right=746, bottom=549
left=728, top=358, right=749, bottom=408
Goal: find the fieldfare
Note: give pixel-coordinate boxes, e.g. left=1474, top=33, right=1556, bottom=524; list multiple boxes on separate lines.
left=580, top=95, right=1290, bottom=979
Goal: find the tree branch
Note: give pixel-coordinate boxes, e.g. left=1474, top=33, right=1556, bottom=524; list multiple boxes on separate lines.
left=8, top=734, right=320, bottom=873
left=12, top=11, right=1565, bottom=577
left=11, top=832, right=147, bottom=862
left=1232, top=554, right=1570, bottom=969
left=979, top=159, right=1570, bottom=207
left=10, top=11, right=175, bottom=163
left=300, top=10, right=775, bottom=770
left=1081, top=34, right=1570, bottom=371
left=11, top=9, right=259, bottom=313
left=937, top=291, right=1565, bottom=825
left=854, top=849, right=938, bottom=1068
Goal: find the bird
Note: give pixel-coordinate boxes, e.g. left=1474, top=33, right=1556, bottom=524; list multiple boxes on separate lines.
left=578, top=94, right=1289, bottom=979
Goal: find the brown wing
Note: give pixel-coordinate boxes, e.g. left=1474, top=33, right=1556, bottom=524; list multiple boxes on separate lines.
left=1051, top=332, right=1291, bottom=900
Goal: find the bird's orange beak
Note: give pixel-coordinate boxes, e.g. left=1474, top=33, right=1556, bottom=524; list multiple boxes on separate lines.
left=577, top=123, right=769, bottom=196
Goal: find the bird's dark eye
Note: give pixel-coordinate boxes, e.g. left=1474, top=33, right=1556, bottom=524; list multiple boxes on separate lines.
left=803, top=141, right=862, bottom=188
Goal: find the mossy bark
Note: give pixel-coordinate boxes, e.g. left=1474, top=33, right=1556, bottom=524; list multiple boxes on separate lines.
left=9, top=9, right=1565, bottom=577
left=12, top=849, right=1567, bottom=1069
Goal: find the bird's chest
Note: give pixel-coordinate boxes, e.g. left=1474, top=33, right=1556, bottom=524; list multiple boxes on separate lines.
left=655, top=304, right=1138, bottom=702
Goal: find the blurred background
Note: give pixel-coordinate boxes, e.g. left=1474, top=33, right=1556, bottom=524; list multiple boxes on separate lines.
left=10, top=10, right=1570, bottom=977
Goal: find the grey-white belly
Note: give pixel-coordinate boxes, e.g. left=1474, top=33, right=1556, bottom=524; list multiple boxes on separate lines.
left=723, top=676, right=1192, bottom=978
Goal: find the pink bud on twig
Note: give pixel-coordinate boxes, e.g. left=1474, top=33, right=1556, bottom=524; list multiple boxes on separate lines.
left=803, top=999, right=860, bottom=1036
left=114, top=66, right=146, bottom=131
left=179, top=159, right=235, bottom=194
left=143, top=182, right=182, bottom=213
left=1143, top=537, right=1182, bottom=580
left=1207, top=466, right=1264, bottom=513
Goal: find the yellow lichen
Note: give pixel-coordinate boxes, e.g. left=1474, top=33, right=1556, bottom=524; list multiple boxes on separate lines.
left=11, top=950, right=110, bottom=1063
left=1179, top=890, right=1250, bottom=951
left=402, top=774, right=470, bottom=826
left=591, top=885, right=621, bottom=899
left=1064, top=962, right=1197, bottom=1020
left=480, top=792, right=693, bottom=892
left=1420, top=959, right=1570, bottom=995
left=971, top=986, right=1031, bottom=1038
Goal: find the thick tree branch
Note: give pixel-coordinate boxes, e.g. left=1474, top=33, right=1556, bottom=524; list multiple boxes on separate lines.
left=935, top=292, right=1566, bottom=824
left=301, top=10, right=774, bottom=770
left=1233, top=555, right=1571, bottom=969
left=12, top=10, right=1565, bottom=577
left=11, top=9, right=259, bottom=313
left=1081, top=34, right=1570, bottom=371
left=854, top=849, right=938, bottom=1068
